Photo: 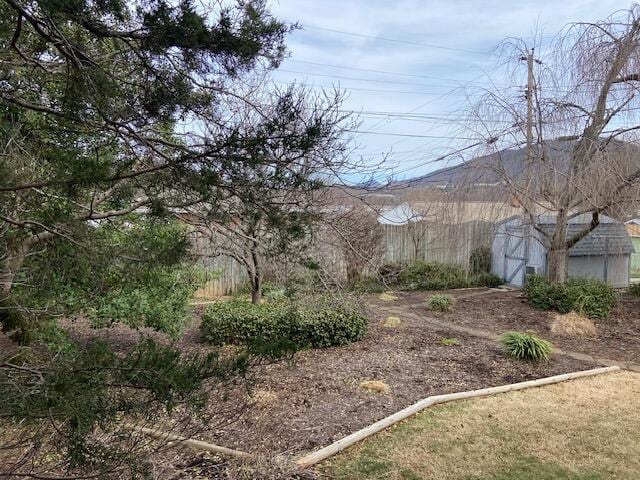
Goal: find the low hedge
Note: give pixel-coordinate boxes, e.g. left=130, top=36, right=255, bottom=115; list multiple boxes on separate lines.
left=398, top=262, right=468, bottom=290
left=374, top=261, right=504, bottom=291
left=201, top=296, right=368, bottom=349
left=523, top=275, right=618, bottom=319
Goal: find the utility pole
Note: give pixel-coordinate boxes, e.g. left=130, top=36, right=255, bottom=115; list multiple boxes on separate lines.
left=520, top=47, right=540, bottom=279
left=522, top=48, right=537, bottom=170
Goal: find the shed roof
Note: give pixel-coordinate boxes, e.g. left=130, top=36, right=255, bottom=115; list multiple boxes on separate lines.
left=378, top=203, right=424, bottom=225
left=536, top=214, right=635, bottom=256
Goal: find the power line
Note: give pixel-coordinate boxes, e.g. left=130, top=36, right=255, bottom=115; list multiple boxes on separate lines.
left=277, top=68, right=514, bottom=90
left=302, top=24, right=495, bottom=56
left=345, top=129, right=479, bottom=139
left=286, top=59, right=505, bottom=86
left=271, top=80, right=472, bottom=96
left=350, top=111, right=514, bottom=124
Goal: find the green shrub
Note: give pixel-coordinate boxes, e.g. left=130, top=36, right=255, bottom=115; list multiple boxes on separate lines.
left=468, top=272, right=504, bottom=288
left=523, top=275, right=618, bottom=318
left=629, top=283, right=640, bottom=297
left=201, top=296, right=368, bottom=349
left=425, top=294, right=454, bottom=312
left=398, top=262, right=468, bottom=291
left=348, top=260, right=503, bottom=293
left=469, top=246, right=491, bottom=274
left=502, top=331, right=553, bottom=361
left=288, top=296, right=369, bottom=348
left=440, top=337, right=460, bottom=346
left=351, top=277, right=386, bottom=294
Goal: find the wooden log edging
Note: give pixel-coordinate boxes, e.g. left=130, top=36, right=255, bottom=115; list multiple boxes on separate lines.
left=295, top=365, right=621, bottom=469
left=125, top=424, right=251, bottom=459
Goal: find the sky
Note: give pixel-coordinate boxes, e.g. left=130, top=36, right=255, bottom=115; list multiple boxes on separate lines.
left=266, top=0, right=636, bottom=181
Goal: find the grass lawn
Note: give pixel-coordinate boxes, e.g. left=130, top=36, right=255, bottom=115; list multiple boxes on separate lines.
left=323, top=371, right=640, bottom=480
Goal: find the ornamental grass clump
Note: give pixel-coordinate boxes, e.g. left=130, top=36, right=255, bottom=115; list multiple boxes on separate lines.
left=502, top=331, right=553, bottom=362
left=425, top=294, right=454, bottom=312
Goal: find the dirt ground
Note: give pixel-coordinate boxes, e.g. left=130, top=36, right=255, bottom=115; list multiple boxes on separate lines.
left=8, top=289, right=636, bottom=478
left=190, top=298, right=594, bottom=457
left=325, top=370, right=640, bottom=480
left=409, top=288, right=640, bottom=365
left=56, top=297, right=595, bottom=458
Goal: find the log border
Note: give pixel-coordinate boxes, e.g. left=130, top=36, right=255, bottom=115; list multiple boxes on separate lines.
left=295, top=365, right=621, bottom=469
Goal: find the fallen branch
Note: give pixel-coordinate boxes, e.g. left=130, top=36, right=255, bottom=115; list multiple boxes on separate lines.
left=295, top=365, right=620, bottom=469
left=124, top=424, right=251, bottom=459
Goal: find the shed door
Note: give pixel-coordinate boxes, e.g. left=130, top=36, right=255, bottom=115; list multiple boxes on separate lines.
left=503, top=226, right=527, bottom=286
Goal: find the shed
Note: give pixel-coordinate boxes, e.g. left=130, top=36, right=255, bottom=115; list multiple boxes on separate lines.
left=491, top=214, right=635, bottom=287
left=625, top=219, right=640, bottom=275
left=377, top=203, right=424, bottom=226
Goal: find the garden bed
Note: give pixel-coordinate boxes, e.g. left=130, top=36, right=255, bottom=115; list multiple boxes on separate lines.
left=400, top=289, right=640, bottom=365
left=55, top=289, right=628, bottom=472
left=189, top=300, right=592, bottom=456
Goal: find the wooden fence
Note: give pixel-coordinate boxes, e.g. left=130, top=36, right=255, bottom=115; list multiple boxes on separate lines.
left=193, top=220, right=496, bottom=298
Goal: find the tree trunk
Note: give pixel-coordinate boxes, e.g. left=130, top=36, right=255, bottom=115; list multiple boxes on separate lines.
left=249, top=242, right=262, bottom=305
left=251, top=278, right=262, bottom=305
left=1, top=241, right=32, bottom=343
left=1, top=241, right=30, bottom=295
left=546, top=210, right=569, bottom=283
left=345, top=258, right=362, bottom=284
left=547, top=246, right=568, bottom=283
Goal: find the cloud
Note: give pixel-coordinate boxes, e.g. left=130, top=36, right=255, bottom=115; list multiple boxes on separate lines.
left=267, top=0, right=637, bottom=178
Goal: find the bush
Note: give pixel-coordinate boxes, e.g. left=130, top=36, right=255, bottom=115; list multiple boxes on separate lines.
left=351, top=277, right=386, bottom=294
left=201, top=296, right=368, bottom=349
left=377, top=262, right=404, bottom=285
left=468, top=272, right=504, bottom=288
left=425, top=294, right=454, bottom=312
left=523, top=275, right=618, bottom=318
left=629, top=283, right=640, bottom=297
left=502, top=331, right=553, bottom=361
left=398, top=262, right=469, bottom=290
left=469, top=246, right=491, bottom=274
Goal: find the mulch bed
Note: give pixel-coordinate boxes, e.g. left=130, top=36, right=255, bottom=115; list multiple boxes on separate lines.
left=407, top=288, right=640, bottom=365
left=191, top=300, right=592, bottom=456
left=59, top=299, right=595, bottom=456
left=9, top=292, right=617, bottom=478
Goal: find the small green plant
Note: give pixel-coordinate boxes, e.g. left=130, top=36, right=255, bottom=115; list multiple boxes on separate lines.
left=629, top=283, right=640, bottom=297
left=425, top=294, right=454, bottom=312
left=502, top=331, right=553, bottom=361
left=440, top=337, right=460, bottom=346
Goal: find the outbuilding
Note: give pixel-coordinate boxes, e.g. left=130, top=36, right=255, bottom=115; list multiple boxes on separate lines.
left=377, top=203, right=424, bottom=226
left=491, top=214, right=635, bottom=287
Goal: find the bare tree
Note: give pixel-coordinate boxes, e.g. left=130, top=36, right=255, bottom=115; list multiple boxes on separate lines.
left=181, top=86, right=356, bottom=304
left=328, top=205, right=383, bottom=284
left=475, top=6, right=640, bottom=282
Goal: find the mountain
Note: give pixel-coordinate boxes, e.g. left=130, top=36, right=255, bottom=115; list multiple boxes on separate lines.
left=398, top=139, right=640, bottom=188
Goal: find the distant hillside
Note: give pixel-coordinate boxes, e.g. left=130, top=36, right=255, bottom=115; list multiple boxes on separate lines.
left=398, top=139, right=640, bottom=188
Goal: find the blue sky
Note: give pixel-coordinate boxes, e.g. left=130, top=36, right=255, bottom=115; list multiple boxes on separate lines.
left=267, top=0, right=635, bottom=180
